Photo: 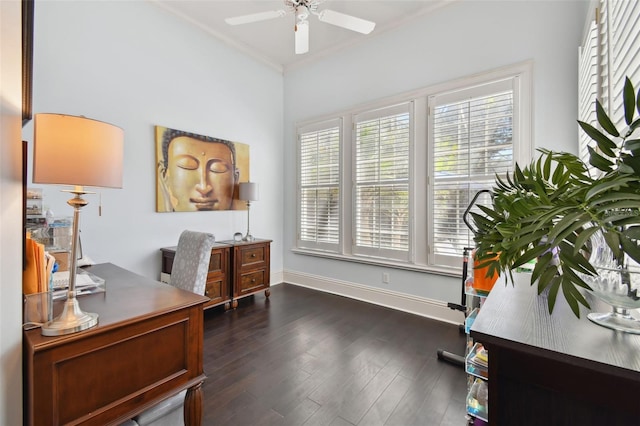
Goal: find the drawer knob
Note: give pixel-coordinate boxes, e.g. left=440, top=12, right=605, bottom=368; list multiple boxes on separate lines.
left=251, top=278, right=256, bottom=283
left=251, top=253, right=256, bottom=258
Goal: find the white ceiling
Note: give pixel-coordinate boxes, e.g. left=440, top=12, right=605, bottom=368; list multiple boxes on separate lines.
left=151, top=0, right=451, bottom=72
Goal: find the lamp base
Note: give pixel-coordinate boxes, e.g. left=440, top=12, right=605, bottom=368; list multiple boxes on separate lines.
left=242, top=233, right=254, bottom=242
left=41, top=296, right=99, bottom=336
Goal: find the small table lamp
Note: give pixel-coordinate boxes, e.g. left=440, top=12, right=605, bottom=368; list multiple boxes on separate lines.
left=239, top=182, right=259, bottom=242
left=32, top=113, right=124, bottom=336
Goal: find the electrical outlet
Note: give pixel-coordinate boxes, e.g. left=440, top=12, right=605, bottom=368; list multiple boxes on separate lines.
left=382, top=272, right=390, bottom=284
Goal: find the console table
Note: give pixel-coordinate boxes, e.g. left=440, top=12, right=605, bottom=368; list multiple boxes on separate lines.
left=470, top=274, right=640, bottom=425
left=23, top=263, right=209, bottom=426
left=161, top=239, right=271, bottom=310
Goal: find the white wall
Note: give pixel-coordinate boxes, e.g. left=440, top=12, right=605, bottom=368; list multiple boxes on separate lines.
left=0, top=1, right=25, bottom=424
left=23, top=0, right=284, bottom=281
left=283, top=1, right=590, bottom=315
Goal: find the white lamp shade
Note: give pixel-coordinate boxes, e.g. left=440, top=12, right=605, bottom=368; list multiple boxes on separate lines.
left=239, top=182, right=259, bottom=201
left=33, top=113, right=124, bottom=188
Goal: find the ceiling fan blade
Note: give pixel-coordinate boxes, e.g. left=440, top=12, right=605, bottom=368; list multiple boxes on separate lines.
left=295, top=21, right=309, bottom=54
left=225, top=10, right=287, bottom=26
left=317, top=9, right=376, bottom=34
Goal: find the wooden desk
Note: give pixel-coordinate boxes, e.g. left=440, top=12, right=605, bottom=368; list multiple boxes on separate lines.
left=470, top=274, right=640, bottom=425
left=23, top=263, right=209, bottom=426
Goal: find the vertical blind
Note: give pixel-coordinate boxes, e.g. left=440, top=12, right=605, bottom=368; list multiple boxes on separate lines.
left=430, top=81, right=514, bottom=265
left=354, top=103, right=411, bottom=259
left=298, top=121, right=341, bottom=249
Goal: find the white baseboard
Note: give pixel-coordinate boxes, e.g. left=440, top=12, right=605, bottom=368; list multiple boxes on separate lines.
left=282, top=269, right=464, bottom=325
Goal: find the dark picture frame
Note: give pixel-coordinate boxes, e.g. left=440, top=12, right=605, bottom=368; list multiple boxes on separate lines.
left=22, top=0, right=34, bottom=126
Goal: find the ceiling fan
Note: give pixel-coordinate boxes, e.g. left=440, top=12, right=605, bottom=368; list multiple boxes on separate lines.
left=224, top=0, right=376, bottom=55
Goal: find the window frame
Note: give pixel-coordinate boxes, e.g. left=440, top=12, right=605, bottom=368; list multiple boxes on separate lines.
left=352, top=102, right=413, bottom=262
left=296, top=118, right=343, bottom=253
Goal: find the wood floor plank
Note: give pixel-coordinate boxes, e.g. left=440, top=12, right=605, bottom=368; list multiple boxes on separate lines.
left=357, top=374, right=413, bottom=426
left=201, top=283, right=468, bottom=426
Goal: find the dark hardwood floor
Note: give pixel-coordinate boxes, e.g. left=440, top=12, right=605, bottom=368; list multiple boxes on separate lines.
left=201, top=283, right=468, bottom=426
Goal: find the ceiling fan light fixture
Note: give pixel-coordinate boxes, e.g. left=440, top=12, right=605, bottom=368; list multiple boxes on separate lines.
left=295, top=20, right=309, bottom=54
left=224, top=0, right=376, bottom=55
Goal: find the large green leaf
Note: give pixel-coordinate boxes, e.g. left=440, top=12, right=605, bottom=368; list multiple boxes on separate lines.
left=587, top=146, right=613, bottom=172
left=546, top=210, right=588, bottom=242
left=586, top=176, right=636, bottom=200
left=537, top=262, right=558, bottom=294
left=532, top=251, right=552, bottom=283
left=561, top=276, right=581, bottom=318
left=596, top=99, right=620, bottom=137
left=621, top=154, right=640, bottom=174
left=603, top=231, right=623, bottom=261
left=637, top=80, right=640, bottom=116
left=574, top=226, right=599, bottom=256
left=546, top=275, right=562, bottom=314
left=620, top=231, right=640, bottom=265
left=624, top=77, right=636, bottom=125
left=624, top=138, right=640, bottom=153
left=578, top=121, right=616, bottom=157
left=587, top=192, right=640, bottom=207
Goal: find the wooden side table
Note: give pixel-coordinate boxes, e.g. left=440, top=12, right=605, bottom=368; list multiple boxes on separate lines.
left=221, top=239, right=271, bottom=308
left=160, top=239, right=271, bottom=310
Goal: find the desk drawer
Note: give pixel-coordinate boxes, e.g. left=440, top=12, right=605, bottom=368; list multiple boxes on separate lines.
left=205, top=278, right=227, bottom=304
left=208, top=249, right=224, bottom=273
left=239, top=245, right=266, bottom=268
left=238, top=270, right=266, bottom=295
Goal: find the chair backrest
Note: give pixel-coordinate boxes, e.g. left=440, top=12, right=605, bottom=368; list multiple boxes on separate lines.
left=170, top=230, right=215, bottom=296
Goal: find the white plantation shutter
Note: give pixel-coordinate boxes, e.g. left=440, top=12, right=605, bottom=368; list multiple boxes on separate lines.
left=607, top=0, right=640, bottom=129
left=429, top=79, right=515, bottom=268
left=298, top=119, right=341, bottom=251
left=578, top=15, right=599, bottom=167
left=579, top=0, right=640, bottom=162
left=353, top=103, right=411, bottom=260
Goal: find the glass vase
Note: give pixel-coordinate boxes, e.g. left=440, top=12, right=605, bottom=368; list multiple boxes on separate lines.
left=580, top=229, right=640, bottom=334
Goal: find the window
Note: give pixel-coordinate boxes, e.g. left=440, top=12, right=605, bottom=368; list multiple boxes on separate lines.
left=429, top=80, right=515, bottom=268
left=297, top=119, right=341, bottom=252
left=354, top=103, right=411, bottom=261
left=295, top=64, right=531, bottom=273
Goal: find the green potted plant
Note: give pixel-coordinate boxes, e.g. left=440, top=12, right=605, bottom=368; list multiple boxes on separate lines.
left=471, top=77, right=640, bottom=324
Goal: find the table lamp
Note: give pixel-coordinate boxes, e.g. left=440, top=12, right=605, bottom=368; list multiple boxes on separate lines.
left=32, top=113, right=123, bottom=336
left=239, top=182, right=259, bottom=242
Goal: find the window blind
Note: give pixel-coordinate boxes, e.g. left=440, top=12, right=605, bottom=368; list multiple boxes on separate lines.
left=578, top=15, right=599, bottom=167
left=298, top=120, right=341, bottom=250
left=430, top=81, right=514, bottom=267
left=579, top=0, right=640, bottom=163
left=607, top=0, right=640, bottom=128
left=354, top=103, right=411, bottom=260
